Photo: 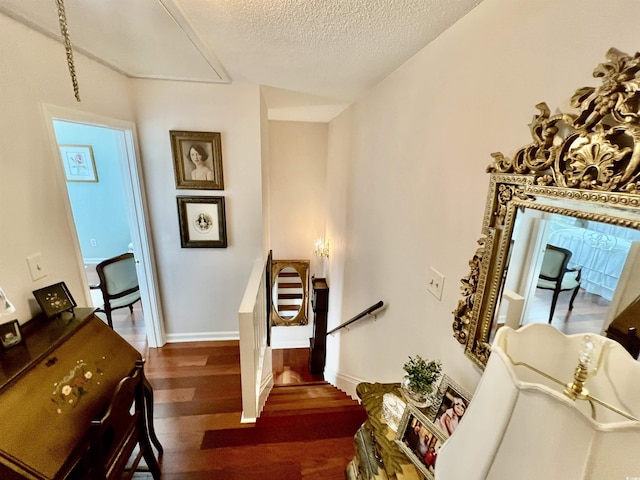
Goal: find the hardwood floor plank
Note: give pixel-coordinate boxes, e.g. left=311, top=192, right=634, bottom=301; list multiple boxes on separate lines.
left=153, top=388, right=197, bottom=403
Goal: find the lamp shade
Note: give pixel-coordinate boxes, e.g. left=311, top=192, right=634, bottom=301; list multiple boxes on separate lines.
left=435, top=324, right=640, bottom=480
left=0, top=287, right=15, bottom=316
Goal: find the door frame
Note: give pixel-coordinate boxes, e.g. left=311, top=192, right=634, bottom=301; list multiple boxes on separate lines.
left=41, top=103, right=165, bottom=347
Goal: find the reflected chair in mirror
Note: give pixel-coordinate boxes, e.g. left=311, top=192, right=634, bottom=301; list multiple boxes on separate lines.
left=536, top=244, right=582, bottom=324
left=90, top=253, right=141, bottom=329
left=88, top=361, right=161, bottom=480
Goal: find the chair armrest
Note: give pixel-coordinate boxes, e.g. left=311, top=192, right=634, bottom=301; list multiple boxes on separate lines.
left=568, top=265, right=582, bottom=281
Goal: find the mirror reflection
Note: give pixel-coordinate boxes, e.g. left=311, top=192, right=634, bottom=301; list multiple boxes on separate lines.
left=452, top=48, right=640, bottom=367
left=270, top=260, right=309, bottom=326
left=492, top=210, right=640, bottom=343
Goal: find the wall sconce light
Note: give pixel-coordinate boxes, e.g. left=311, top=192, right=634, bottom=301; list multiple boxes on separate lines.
left=314, top=237, right=330, bottom=258
left=0, top=287, right=16, bottom=317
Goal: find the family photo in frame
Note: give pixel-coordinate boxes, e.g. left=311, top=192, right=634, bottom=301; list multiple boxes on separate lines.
left=170, top=130, right=224, bottom=190
left=176, top=196, right=228, bottom=248
left=428, top=374, right=472, bottom=437
left=396, top=405, right=446, bottom=479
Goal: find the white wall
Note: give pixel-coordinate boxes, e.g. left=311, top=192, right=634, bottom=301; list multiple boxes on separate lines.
left=0, top=14, right=135, bottom=321
left=131, top=80, right=264, bottom=340
left=324, top=0, right=640, bottom=396
left=268, top=120, right=328, bottom=348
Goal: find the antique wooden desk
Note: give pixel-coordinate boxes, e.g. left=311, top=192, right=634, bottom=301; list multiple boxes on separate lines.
left=0, top=308, right=145, bottom=479
left=347, top=382, right=423, bottom=480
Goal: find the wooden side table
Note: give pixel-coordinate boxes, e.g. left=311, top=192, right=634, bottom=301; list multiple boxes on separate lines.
left=347, top=382, right=423, bottom=480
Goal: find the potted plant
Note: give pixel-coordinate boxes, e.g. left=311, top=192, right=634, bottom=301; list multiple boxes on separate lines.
left=401, top=355, right=442, bottom=407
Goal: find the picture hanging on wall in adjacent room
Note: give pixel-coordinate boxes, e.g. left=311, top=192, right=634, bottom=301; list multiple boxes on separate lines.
left=170, top=130, right=224, bottom=190
left=59, top=144, right=98, bottom=183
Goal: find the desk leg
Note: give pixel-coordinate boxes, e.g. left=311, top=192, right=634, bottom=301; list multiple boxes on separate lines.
left=143, top=375, right=164, bottom=455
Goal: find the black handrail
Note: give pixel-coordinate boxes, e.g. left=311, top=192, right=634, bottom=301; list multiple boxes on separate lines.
left=326, top=300, right=384, bottom=335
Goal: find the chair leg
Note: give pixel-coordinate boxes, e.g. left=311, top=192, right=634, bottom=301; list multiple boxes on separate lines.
left=548, top=290, right=561, bottom=324
left=568, top=285, right=580, bottom=311
left=105, top=306, right=114, bottom=329
left=143, top=376, right=164, bottom=455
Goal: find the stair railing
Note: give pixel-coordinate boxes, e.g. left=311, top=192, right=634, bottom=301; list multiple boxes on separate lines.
left=326, top=300, right=385, bottom=335
left=238, top=257, right=273, bottom=423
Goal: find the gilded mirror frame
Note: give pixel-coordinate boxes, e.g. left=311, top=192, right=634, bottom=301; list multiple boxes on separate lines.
left=453, top=48, right=640, bottom=368
left=270, top=259, right=309, bottom=326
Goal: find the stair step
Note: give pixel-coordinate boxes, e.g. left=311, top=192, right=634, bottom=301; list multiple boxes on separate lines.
left=259, top=403, right=365, bottom=418
left=263, top=397, right=359, bottom=412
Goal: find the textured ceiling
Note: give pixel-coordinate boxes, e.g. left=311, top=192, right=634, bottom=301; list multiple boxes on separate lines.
left=0, top=0, right=483, bottom=118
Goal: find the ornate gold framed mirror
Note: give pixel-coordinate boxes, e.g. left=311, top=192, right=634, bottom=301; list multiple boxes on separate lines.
left=453, top=48, right=640, bottom=368
left=270, top=259, right=309, bottom=326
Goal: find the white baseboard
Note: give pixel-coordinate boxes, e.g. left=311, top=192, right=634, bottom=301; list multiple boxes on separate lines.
left=165, top=331, right=239, bottom=343
left=324, top=369, right=367, bottom=400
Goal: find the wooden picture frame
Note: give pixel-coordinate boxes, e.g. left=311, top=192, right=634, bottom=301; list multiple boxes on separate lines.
left=32, top=282, right=77, bottom=318
left=59, top=145, right=98, bottom=182
left=177, top=196, right=228, bottom=248
left=428, top=374, right=472, bottom=437
left=170, top=130, right=224, bottom=190
left=395, top=404, right=446, bottom=479
left=0, top=320, right=23, bottom=349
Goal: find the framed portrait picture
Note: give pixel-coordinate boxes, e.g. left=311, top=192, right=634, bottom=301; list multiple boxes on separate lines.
left=32, top=282, right=77, bottom=318
left=428, top=374, right=472, bottom=437
left=177, top=196, right=228, bottom=248
left=170, top=130, right=224, bottom=190
left=395, top=404, right=446, bottom=479
left=0, top=320, right=23, bottom=349
left=59, top=144, right=98, bottom=182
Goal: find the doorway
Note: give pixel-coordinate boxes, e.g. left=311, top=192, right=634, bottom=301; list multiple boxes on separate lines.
left=42, top=104, right=165, bottom=348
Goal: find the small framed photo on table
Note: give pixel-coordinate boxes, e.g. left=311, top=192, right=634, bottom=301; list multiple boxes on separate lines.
left=428, top=374, right=472, bottom=437
left=395, top=404, right=446, bottom=479
left=0, top=320, right=23, bottom=349
left=32, top=282, right=77, bottom=318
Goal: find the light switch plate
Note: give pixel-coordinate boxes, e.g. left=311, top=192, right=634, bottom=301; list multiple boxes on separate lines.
left=27, top=253, right=47, bottom=281
left=427, top=267, right=445, bottom=301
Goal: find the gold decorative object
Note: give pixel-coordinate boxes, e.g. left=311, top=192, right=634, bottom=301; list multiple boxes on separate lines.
left=55, top=0, right=80, bottom=102
left=453, top=48, right=640, bottom=368
left=270, top=260, right=309, bottom=326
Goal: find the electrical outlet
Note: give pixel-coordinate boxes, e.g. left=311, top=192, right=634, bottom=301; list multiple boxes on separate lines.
left=90, top=239, right=97, bottom=247
left=427, top=267, right=445, bottom=301
left=27, top=253, right=47, bottom=281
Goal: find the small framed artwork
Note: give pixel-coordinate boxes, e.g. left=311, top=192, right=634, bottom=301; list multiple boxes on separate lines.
left=428, top=374, right=472, bottom=437
left=59, top=145, right=98, bottom=182
left=170, top=130, right=224, bottom=190
left=0, top=320, right=23, bottom=349
left=33, top=282, right=77, bottom=318
left=177, top=196, right=228, bottom=248
left=395, top=404, right=446, bottom=479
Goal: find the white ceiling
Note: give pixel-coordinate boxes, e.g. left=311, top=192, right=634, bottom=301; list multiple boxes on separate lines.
left=0, top=0, right=482, bottom=120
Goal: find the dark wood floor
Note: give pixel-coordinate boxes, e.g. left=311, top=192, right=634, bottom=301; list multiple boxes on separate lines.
left=100, top=303, right=363, bottom=479
left=522, top=287, right=611, bottom=335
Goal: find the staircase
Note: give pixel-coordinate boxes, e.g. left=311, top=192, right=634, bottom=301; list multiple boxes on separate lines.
left=254, top=381, right=367, bottom=443
left=202, top=381, right=366, bottom=448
